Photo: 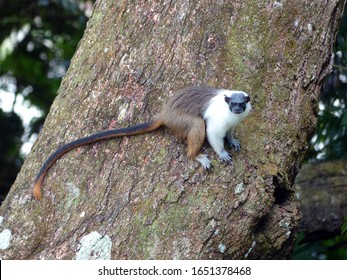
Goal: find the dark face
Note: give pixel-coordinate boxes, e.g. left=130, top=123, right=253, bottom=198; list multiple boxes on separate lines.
left=224, top=93, right=250, bottom=114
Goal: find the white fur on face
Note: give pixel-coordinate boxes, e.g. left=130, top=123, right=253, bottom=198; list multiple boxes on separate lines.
left=202, top=89, right=251, bottom=158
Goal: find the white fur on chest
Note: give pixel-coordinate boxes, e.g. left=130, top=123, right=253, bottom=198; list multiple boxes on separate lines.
left=203, top=89, right=251, bottom=137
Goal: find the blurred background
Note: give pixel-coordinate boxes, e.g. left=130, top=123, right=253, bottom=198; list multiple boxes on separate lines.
left=0, top=0, right=346, bottom=259
left=0, top=0, right=93, bottom=199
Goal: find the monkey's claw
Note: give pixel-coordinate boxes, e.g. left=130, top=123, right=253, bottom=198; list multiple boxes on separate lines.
left=229, top=138, right=241, bottom=151
left=219, top=151, right=232, bottom=162
left=196, top=154, right=212, bottom=169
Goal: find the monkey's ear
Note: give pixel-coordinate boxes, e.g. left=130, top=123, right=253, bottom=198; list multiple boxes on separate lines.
left=224, top=95, right=231, bottom=104
left=245, top=95, right=250, bottom=103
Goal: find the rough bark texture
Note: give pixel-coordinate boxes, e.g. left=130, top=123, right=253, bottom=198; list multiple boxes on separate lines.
left=295, top=160, right=347, bottom=239
left=0, top=0, right=344, bottom=259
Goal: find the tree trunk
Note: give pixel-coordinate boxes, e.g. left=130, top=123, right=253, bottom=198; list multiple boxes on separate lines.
left=294, top=160, right=347, bottom=239
left=0, top=0, right=344, bottom=259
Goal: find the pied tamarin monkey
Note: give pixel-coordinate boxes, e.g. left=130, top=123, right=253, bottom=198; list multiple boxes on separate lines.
left=32, top=86, right=251, bottom=200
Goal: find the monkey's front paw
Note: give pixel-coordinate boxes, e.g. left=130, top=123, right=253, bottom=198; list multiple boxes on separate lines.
left=219, top=151, right=232, bottom=162
left=196, top=154, right=212, bottom=169
left=229, top=138, right=241, bottom=151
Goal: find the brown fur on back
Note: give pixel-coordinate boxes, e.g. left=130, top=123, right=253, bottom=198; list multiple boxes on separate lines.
left=156, top=86, right=218, bottom=140
left=161, top=86, right=219, bottom=117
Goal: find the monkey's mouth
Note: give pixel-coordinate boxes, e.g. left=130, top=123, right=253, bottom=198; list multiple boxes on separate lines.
left=232, top=110, right=244, bottom=114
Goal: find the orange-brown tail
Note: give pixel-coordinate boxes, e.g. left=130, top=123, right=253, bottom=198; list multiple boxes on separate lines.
left=32, top=120, right=163, bottom=200
left=33, top=173, right=45, bottom=200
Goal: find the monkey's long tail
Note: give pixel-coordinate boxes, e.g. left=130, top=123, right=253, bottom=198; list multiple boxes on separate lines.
left=32, top=120, right=163, bottom=200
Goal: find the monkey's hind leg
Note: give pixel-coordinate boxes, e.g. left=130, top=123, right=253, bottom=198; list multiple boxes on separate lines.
left=186, top=118, right=211, bottom=169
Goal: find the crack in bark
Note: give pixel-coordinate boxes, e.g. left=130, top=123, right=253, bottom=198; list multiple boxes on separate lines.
left=198, top=217, right=219, bottom=257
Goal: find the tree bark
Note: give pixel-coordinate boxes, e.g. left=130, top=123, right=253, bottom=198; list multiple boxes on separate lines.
left=294, top=160, right=347, bottom=239
left=0, top=0, right=344, bottom=259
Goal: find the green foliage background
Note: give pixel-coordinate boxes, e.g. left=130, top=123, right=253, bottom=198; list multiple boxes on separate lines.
left=309, top=7, right=347, bottom=161
left=0, top=0, right=90, bottom=201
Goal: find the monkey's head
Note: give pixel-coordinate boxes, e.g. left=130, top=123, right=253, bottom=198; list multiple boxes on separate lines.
left=224, top=92, right=251, bottom=115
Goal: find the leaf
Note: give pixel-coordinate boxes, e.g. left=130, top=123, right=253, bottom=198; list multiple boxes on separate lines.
left=342, top=216, right=347, bottom=239
left=341, top=111, right=347, bottom=126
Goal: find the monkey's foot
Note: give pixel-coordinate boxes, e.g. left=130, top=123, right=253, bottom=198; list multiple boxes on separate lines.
left=196, top=154, right=212, bottom=169
left=228, top=138, right=241, bottom=151
left=219, top=151, right=232, bottom=162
